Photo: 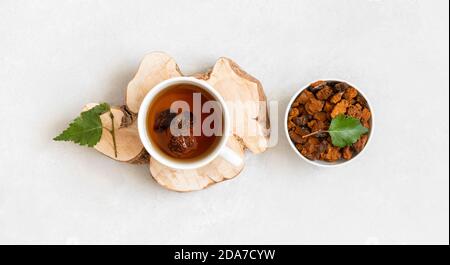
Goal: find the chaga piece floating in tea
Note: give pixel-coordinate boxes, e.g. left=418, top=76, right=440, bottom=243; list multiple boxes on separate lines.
left=168, top=134, right=198, bottom=156
left=154, top=109, right=177, bottom=132
left=162, top=111, right=198, bottom=156
left=287, top=80, right=371, bottom=162
left=154, top=110, right=194, bottom=132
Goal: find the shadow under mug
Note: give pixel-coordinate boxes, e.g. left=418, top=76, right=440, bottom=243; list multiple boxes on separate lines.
left=137, top=77, right=243, bottom=170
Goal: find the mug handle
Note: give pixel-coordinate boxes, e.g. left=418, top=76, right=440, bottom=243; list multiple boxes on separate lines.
left=219, top=145, right=243, bottom=167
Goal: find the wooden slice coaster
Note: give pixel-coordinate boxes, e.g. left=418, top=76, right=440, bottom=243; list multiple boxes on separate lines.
left=87, top=52, right=270, bottom=191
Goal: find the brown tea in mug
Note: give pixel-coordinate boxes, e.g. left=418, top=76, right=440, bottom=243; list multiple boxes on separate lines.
left=146, top=84, right=222, bottom=160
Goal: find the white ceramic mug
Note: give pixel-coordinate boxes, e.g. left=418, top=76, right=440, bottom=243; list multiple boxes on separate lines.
left=138, top=77, right=242, bottom=170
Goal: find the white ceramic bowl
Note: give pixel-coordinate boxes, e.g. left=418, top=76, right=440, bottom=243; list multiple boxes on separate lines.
left=284, top=79, right=374, bottom=167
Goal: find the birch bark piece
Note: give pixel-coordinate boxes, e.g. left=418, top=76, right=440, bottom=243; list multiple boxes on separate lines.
left=126, top=51, right=182, bottom=114
left=194, top=57, right=270, bottom=154
left=83, top=103, right=148, bottom=163
left=149, top=136, right=244, bottom=192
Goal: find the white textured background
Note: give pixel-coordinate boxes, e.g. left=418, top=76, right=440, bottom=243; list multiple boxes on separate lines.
left=0, top=0, right=448, bottom=244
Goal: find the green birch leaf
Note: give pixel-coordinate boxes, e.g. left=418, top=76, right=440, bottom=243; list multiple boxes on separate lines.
left=53, top=103, right=111, bottom=147
left=328, top=114, right=369, bottom=147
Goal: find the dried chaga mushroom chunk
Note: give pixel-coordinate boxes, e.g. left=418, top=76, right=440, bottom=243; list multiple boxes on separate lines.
left=313, top=111, right=328, bottom=122
left=308, top=80, right=327, bottom=93
left=342, top=146, right=353, bottom=160
left=321, top=146, right=342, bottom=161
left=347, top=104, right=363, bottom=119
left=289, top=107, right=300, bottom=118
left=295, top=90, right=315, bottom=105
left=356, top=95, right=368, bottom=106
left=287, top=120, right=296, bottom=130
left=343, top=87, right=358, bottom=100
left=324, top=101, right=334, bottom=113
left=293, top=114, right=312, bottom=127
left=307, top=120, right=328, bottom=132
left=287, top=80, right=371, bottom=162
left=361, top=108, right=371, bottom=122
left=316, top=86, right=334, bottom=100
left=331, top=99, right=350, bottom=118
left=289, top=130, right=304, bottom=144
left=334, top=82, right=350, bottom=92
left=297, top=104, right=306, bottom=115
left=360, top=108, right=372, bottom=128
left=330, top=92, right=344, bottom=104
left=318, top=140, right=329, bottom=154
left=300, top=137, right=321, bottom=160
left=353, top=134, right=369, bottom=153
left=295, top=126, right=311, bottom=136
left=305, top=98, right=324, bottom=115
